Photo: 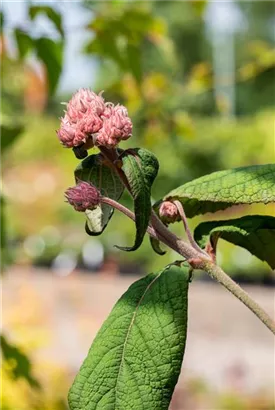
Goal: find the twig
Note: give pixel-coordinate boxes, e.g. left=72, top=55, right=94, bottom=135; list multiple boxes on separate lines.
left=173, top=200, right=209, bottom=256
left=202, top=261, right=275, bottom=335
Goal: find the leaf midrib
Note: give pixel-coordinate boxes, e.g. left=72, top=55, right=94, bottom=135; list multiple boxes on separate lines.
left=114, top=270, right=163, bottom=409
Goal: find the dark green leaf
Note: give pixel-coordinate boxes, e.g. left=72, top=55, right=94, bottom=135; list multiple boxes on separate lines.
left=68, top=264, right=189, bottom=410
left=29, top=5, right=64, bottom=37
left=194, top=215, right=275, bottom=269
left=75, top=153, right=124, bottom=235
left=150, top=236, right=166, bottom=255
left=164, top=164, right=275, bottom=218
left=119, top=148, right=159, bottom=251
left=1, top=334, right=40, bottom=388
left=34, top=37, right=63, bottom=95
left=14, top=28, right=33, bottom=59
left=1, top=124, right=24, bottom=152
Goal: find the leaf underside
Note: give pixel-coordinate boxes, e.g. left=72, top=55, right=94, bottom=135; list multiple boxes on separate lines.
left=68, top=265, right=189, bottom=410
left=74, top=154, right=124, bottom=235
left=164, top=164, right=275, bottom=218
left=119, top=148, right=159, bottom=251
left=194, top=215, right=275, bottom=269
left=150, top=236, right=166, bottom=255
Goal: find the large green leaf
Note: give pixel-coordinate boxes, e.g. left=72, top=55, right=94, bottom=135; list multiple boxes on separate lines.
left=34, top=37, right=63, bottom=95
left=29, top=5, right=64, bottom=38
left=120, top=148, right=159, bottom=251
left=194, top=215, right=275, bottom=269
left=1, top=334, right=40, bottom=388
left=164, top=164, right=275, bottom=218
left=75, top=154, right=124, bottom=236
left=68, top=264, right=189, bottom=410
left=14, top=29, right=33, bottom=59
left=1, top=124, right=24, bottom=152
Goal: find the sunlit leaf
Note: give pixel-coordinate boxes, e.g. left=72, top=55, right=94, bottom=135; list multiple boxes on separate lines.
left=194, top=215, right=275, bottom=269
left=68, top=264, right=189, bottom=410
left=164, top=164, right=275, bottom=218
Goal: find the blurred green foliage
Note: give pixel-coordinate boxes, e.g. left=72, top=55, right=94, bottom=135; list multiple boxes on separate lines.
left=2, top=2, right=274, bottom=409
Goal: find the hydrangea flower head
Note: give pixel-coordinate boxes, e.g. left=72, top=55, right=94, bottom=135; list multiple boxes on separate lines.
left=57, top=89, right=132, bottom=150
left=96, top=104, right=133, bottom=148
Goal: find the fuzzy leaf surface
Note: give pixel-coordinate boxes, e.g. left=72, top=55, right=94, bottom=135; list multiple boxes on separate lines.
left=194, top=215, right=275, bottom=269
left=75, top=154, right=124, bottom=235
left=119, top=148, right=159, bottom=251
left=68, top=264, right=189, bottom=410
left=164, top=164, right=275, bottom=218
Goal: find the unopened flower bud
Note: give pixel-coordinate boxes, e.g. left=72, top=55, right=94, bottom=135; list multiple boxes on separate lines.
left=65, top=181, right=100, bottom=212
left=159, top=201, right=179, bottom=223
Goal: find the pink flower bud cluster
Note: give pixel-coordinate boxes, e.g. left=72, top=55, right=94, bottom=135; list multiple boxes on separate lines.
left=159, top=201, right=179, bottom=223
left=57, top=89, right=132, bottom=149
left=65, top=181, right=100, bottom=212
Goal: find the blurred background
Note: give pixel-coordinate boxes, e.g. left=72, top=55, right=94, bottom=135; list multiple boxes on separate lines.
left=1, top=1, right=275, bottom=409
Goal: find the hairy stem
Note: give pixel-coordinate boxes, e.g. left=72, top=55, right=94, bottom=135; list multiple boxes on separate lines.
left=173, top=200, right=209, bottom=256
left=102, top=197, right=275, bottom=334
left=100, top=153, right=275, bottom=335
left=203, top=261, right=275, bottom=335
left=150, top=211, right=209, bottom=263
left=101, top=197, right=158, bottom=240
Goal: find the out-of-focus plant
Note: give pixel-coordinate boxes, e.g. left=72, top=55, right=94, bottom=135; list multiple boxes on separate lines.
left=58, top=88, right=275, bottom=409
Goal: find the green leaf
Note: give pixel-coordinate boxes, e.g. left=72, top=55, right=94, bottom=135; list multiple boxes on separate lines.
left=29, top=5, right=64, bottom=38
left=1, top=334, right=40, bottom=388
left=119, top=148, right=159, bottom=251
left=150, top=236, right=166, bottom=256
left=68, top=264, right=189, bottom=410
left=75, top=154, right=124, bottom=235
left=14, top=29, right=33, bottom=59
left=164, top=164, right=275, bottom=218
left=194, top=215, right=275, bottom=269
left=1, top=124, right=24, bottom=152
left=34, top=37, right=63, bottom=95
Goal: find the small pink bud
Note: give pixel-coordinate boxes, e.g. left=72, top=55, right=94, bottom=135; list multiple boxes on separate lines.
left=95, top=104, right=133, bottom=148
left=65, top=181, right=100, bottom=212
left=159, top=201, right=179, bottom=223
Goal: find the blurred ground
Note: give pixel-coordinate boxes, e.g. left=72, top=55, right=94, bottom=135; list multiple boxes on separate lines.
left=2, top=267, right=274, bottom=409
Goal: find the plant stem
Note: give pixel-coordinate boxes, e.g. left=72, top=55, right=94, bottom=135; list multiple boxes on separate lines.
left=101, top=197, right=158, bottom=240
left=102, top=197, right=275, bottom=335
left=203, top=261, right=275, bottom=335
left=150, top=211, right=209, bottom=263
left=99, top=152, right=275, bottom=335
left=173, top=200, right=209, bottom=256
